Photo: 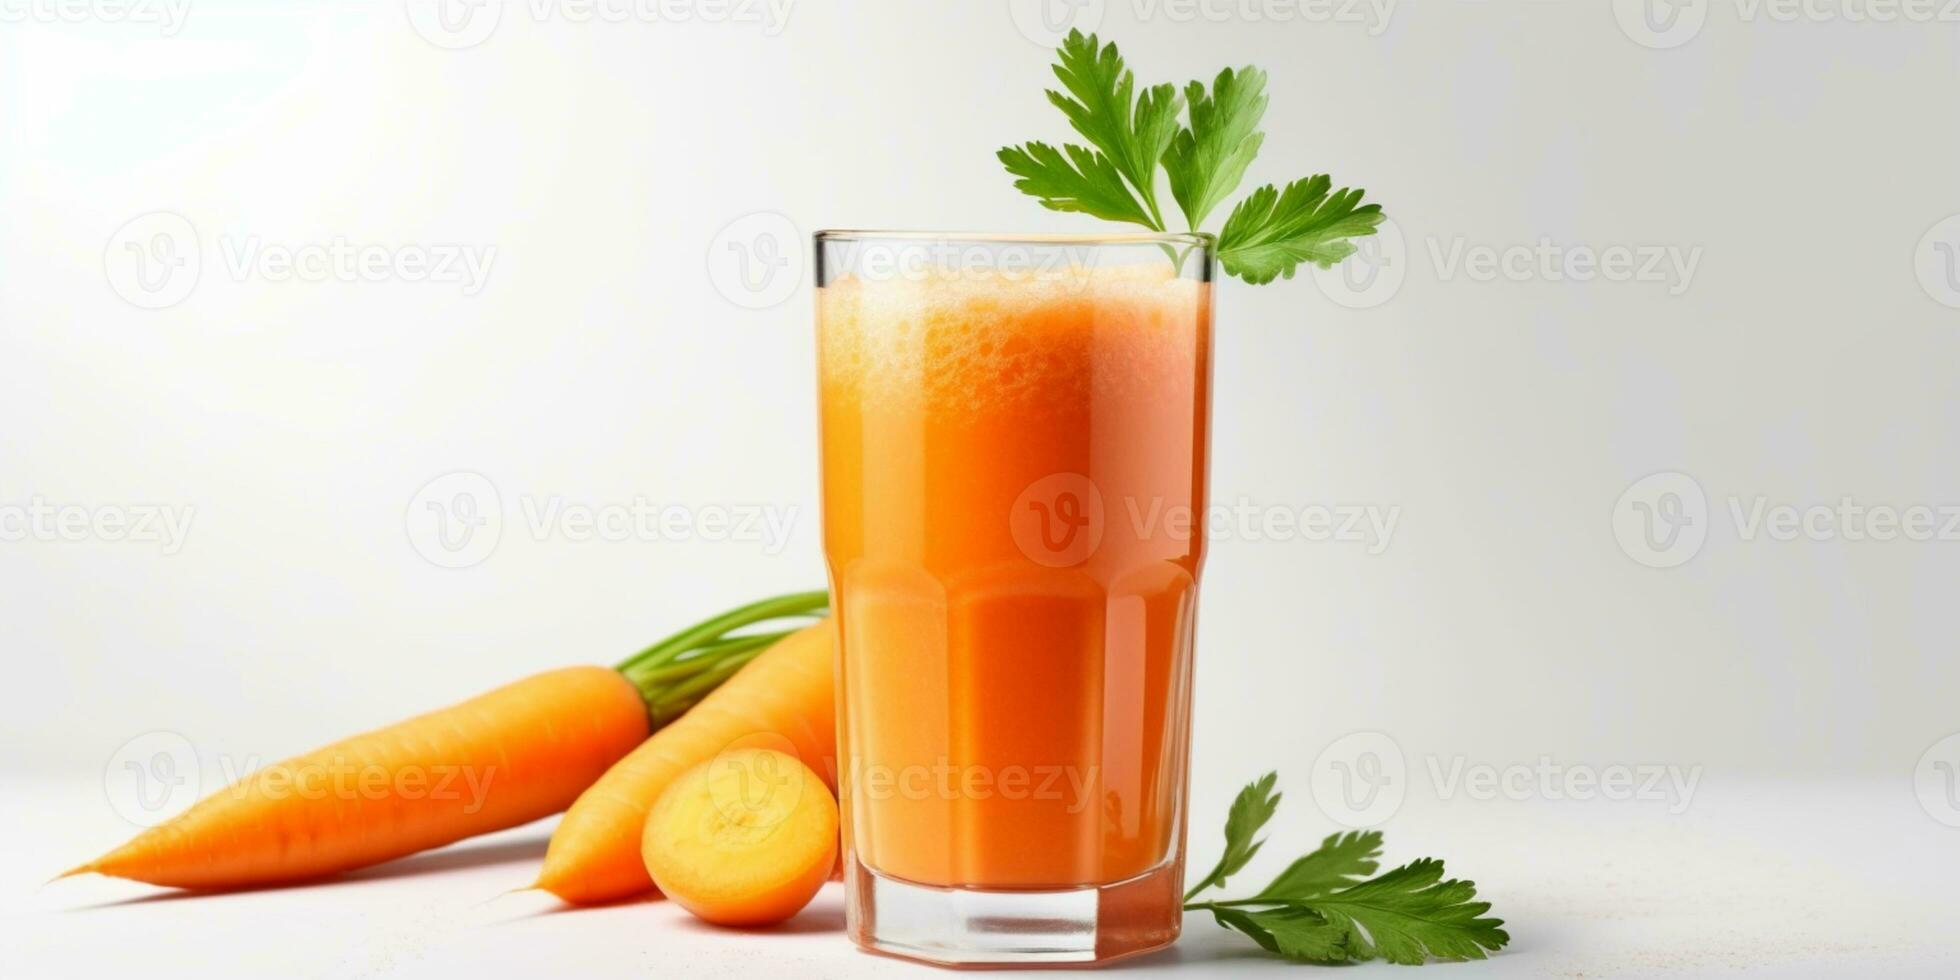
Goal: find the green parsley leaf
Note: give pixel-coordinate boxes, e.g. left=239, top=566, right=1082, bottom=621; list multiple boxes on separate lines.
left=1044, top=30, right=1182, bottom=229
left=1183, top=771, right=1280, bottom=900
left=1163, top=66, right=1268, bottom=230
left=1295, top=858, right=1511, bottom=965
left=997, top=141, right=1157, bottom=228
left=1002, top=33, right=1389, bottom=286
left=1253, top=829, right=1382, bottom=900
left=1217, top=175, right=1385, bottom=284
left=1208, top=906, right=1350, bottom=963
left=1182, top=774, right=1510, bottom=966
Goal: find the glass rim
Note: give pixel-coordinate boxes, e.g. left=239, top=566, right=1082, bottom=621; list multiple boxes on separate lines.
left=815, top=229, right=1214, bottom=248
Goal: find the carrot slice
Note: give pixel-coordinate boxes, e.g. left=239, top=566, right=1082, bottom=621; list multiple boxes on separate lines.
left=641, top=748, right=838, bottom=926
left=536, top=620, right=837, bottom=904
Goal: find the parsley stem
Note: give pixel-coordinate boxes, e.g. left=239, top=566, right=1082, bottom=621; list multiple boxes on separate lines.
left=1182, top=870, right=1226, bottom=902
left=1141, top=191, right=1167, bottom=233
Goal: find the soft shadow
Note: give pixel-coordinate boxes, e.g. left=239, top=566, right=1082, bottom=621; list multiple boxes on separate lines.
left=503, top=882, right=849, bottom=925
left=676, top=901, right=847, bottom=936
left=343, top=836, right=549, bottom=882
left=53, top=834, right=553, bottom=911
left=501, top=891, right=665, bottom=920
left=1113, top=943, right=1353, bottom=971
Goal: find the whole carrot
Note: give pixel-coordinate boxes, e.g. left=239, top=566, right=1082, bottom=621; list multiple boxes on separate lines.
left=534, top=617, right=837, bottom=905
left=65, top=592, right=827, bottom=890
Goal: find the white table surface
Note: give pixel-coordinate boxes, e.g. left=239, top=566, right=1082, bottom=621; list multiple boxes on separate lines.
left=7, top=774, right=1957, bottom=979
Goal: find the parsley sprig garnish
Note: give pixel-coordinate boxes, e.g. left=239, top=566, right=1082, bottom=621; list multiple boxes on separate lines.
left=1000, top=31, right=1385, bottom=284
left=1182, top=773, right=1511, bottom=965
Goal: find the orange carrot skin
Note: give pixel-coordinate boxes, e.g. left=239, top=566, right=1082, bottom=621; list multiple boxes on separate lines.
left=536, top=621, right=837, bottom=905
left=76, top=666, right=649, bottom=890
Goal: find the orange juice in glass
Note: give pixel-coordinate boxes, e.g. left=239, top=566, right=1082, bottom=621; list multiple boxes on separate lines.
left=816, top=232, right=1214, bottom=965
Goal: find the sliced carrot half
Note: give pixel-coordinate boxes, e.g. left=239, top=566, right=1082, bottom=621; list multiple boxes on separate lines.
left=641, top=747, right=838, bottom=926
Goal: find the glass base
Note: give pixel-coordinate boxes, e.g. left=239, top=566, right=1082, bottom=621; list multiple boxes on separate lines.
left=845, top=856, right=1183, bottom=967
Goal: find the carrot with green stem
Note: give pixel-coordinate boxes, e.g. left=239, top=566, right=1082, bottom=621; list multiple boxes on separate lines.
left=64, top=591, right=827, bottom=890
left=534, top=615, right=839, bottom=905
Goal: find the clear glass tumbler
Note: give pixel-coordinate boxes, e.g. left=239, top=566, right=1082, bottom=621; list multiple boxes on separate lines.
left=816, top=232, right=1214, bottom=965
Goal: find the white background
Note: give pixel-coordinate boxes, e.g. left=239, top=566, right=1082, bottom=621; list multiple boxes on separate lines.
left=3, top=1, right=1959, bottom=977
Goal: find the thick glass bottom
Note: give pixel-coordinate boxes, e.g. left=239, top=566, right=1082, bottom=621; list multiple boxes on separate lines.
left=845, top=855, right=1183, bottom=967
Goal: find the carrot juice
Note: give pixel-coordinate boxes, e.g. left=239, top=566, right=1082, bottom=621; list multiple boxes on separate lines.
left=816, top=233, right=1213, bottom=964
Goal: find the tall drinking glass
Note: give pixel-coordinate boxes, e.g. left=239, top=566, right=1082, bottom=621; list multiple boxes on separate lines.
left=816, top=232, right=1214, bottom=966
